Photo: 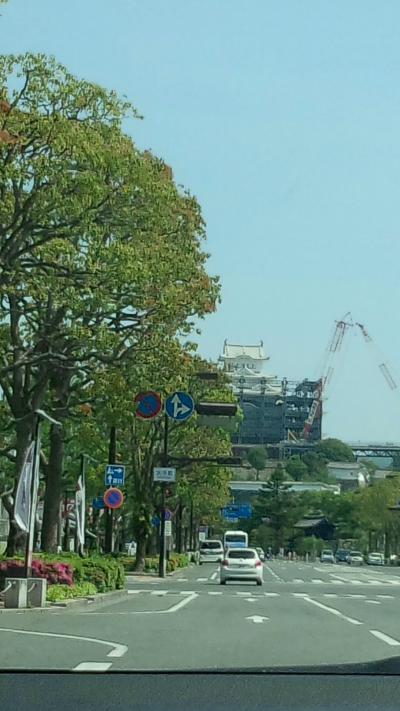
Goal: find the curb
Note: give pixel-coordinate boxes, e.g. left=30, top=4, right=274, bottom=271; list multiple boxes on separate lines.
left=126, top=563, right=196, bottom=581
left=0, top=588, right=128, bottom=614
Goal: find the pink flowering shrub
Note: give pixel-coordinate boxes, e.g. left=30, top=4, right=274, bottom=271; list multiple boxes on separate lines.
left=0, top=559, right=74, bottom=588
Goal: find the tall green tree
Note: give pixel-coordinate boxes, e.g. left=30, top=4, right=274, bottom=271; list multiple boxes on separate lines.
left=315, top=438, right=355, bottom=463
left=247, top=447, right=267, bottom=481
left=252, top=464, right=295, bottom=554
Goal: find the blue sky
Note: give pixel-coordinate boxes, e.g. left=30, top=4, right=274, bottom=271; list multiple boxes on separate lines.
left=2, top=0, right=400, bottom=442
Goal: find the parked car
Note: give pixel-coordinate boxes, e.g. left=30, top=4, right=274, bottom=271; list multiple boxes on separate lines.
left=347, top=550, right=364, bottom=566
left=367, top=552, right=384, bottom=566
left=335, top=548, right=350, bottom=563
left=199, top=540, right=224, bottom=564
left=256, top=547, right=265, bottom=562
left=220, top=548, right=263, bottom=586
left=320, top=549, right=335, bottom=563
left=389, top=554, right=399, bottom=566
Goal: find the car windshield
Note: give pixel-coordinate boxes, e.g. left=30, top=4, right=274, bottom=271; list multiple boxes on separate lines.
left=1, top=0, right=400, bottom=678
left=228, top=550, right=256, bottom=559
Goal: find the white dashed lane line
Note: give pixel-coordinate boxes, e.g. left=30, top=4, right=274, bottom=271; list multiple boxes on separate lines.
left=370, top=631, right=400, bottom=646
left=302, top=597, right=363, bottom=625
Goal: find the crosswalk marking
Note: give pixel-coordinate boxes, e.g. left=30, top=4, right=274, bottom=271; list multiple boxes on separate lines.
left=323, top=594, right=338, bottom=598
left=377, top=594, right=394, bottom=599
left=311, top=579, right=324, bottom=584
left=292, top=579, right=304, bottom=583
left=264, top=592, right=279, bottom=597
left=208, top=591, right=223, bottom=595
left=346, top=594, right=365, bottom=598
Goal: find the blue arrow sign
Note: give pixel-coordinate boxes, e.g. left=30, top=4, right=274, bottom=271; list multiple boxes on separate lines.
left=165, top=391, right=195, bottom=422
left=104, top=464, right=125, bottom=487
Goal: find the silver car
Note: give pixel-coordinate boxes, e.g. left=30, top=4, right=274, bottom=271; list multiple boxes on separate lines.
left=220, top=548, right=263, bottom=586
left=347, top=550, right=364, bottom=566
left=199, top=540, right=224, bottom=564
left=320, top=549, right=335, bottom=563
left=367, top=552, right=384, bottom=566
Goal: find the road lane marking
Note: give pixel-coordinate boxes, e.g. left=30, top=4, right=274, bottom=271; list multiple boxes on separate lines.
left=311, top=579, right=324, bottom=584
left=365, top=600, right=381, bottom=604
left=303, top=598, right=363, bottom=625
left=330, top=580, right=344, bottom=585
left=73, top=662, right=112, bottom=671
left=128, top=589, right=150, bottom=594
left=208, top=591, right=223, bottom=595
left=292, top=593, right=309, bottom=597
left=264, top=565, right=282, bottom=581
left=264, top=593, right=279, bottom=597
left=237, top=592, right=249, bottom=596
left=377, top=595, right=394, bottom=599
left=323, top=594, right=338, bottom=598
left=370, top=630, right=400, bottom=646
left=151, top=591, right=168, bottom=596
left=292, top=579, right=304, bottom=583
left=210, top=572, right=218, bottom=580
left=346, top=594, right=365, bottom=599
left=0, top=628, right=127, bottom=658
left=175, top=578, right=188, bottom=582
left=246, top=598, right=257, bottom=602
left=246, top=615, right=269, bottom=624
left=196, top=578, right=207, bottom=582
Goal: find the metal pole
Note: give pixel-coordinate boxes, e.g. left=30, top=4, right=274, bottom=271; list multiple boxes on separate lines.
left=63, top=490, right=70, bottom=551
left=24, top=415, right=41, bottom=578
left=158, top=413, right=168, bottom=578
left=105, top=427, right=116, bottom=553
left=77, top=453, right=86, bottom=557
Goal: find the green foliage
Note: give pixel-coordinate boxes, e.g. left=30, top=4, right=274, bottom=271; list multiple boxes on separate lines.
left=285, top=455, right=308, bottom=481
left=315, top=438, right=355, bottom=463
left=72, top=557, right=125, bottom=592
left=247, top=447, right=267, bottom=480
left=46, top=582, right=97, bottom=602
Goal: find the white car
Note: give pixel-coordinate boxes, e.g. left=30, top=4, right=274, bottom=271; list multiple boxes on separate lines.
left=220, top=547, right=263, bottom=586
left=199, top=540, right=224, bottom=564
left=347, top=550, right=364, bottom=566
left=367, top=552, right=384, bottom=566
left=320, top=549, right=335, bottom=564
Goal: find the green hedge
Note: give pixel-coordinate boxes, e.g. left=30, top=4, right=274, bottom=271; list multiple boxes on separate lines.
left=0, top=554, right=125, bottom=594
left=119, top=551, right=189, bottom=573
left=47, top=582, right=97, bottom=602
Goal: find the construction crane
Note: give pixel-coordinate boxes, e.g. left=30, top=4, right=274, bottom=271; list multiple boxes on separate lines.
left=302, top=313, right=353, bottom=439
left=356, top=322, right=397, bottom=391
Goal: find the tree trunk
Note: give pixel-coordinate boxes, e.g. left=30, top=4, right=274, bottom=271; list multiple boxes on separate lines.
left=134, top=533, right=148, bottom=572
left=41, top=423, right=64, bottom=552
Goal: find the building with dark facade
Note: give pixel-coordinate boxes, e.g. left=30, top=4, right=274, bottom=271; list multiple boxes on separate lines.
left=220, top=341, right=322, bottom=447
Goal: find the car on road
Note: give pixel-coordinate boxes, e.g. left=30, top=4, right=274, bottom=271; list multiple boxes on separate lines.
left=347, top=550, right=364, bottom=566
left=220, top=547, right=263, bottom=586
left=335, top=548, right=350, bottom=563
left=367, top=552, right=384, bottom=565
left=320, top=549, right=335, bottom=563
left=199, top=540, right=224, bottom=564
left=256, top=547, right=265, bottom=562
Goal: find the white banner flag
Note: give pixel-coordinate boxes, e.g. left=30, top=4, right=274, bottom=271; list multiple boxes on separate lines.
left=14, top=443, right=36, bottom=533
left=75, top=474, right=86, bottom=546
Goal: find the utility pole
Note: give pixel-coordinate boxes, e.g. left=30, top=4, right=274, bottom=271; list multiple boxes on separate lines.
left=105, top=426, right=116, bottom=553
left=158, top=414, right=168, bottom=578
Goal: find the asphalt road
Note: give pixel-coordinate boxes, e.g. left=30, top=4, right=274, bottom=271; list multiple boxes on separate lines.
left=2, top=560, right=400, bottom=671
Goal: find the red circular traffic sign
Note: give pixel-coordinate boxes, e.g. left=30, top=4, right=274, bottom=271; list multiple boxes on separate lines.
left=103, top=487, right=124, bottom=509
left=134, top=391, right=162, bottom=419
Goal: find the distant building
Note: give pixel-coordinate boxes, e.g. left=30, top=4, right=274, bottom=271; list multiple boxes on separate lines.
left=220, top=341, right=322, bottom=446
left=294, top=516, right=336, bottom=541
left=229, top=480, right=340, bottom=507
left=327, top=462, right=368, bottom=491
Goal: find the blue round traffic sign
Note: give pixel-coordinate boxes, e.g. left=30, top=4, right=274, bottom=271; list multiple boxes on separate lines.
left=103, top=487, right=124, bottom=509
left=135, top=391, right=162, bottom=419
left=165, top=391, right=194, bottom=421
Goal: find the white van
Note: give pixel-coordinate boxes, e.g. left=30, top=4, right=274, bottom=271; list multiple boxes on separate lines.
left=199, top=539, right=224, bottom=564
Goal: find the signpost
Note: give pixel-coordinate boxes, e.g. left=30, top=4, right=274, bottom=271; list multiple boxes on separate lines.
left=164, top=520, right=172, bottom=536
left=92, top=496, right=105, bottom=510
left=103, top=487, right=124, bottom=510
left=222, top=504, right=253, bottom=521
left=165, top=391, right=194, bottom=421
left=104, top=464, right=125, bottom=487
left=153, top=467, right=176, bottom=483
left=135, top=391, right=162, bottom=419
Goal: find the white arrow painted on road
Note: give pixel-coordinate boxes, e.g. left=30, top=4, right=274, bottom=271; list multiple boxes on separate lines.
left=246, top=615, right=269, bottom=624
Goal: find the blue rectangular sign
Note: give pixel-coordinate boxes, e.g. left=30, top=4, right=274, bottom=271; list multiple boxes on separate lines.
left=105, top=465, right=125, bottom=486
left=222, top=504, right=253, bottom=520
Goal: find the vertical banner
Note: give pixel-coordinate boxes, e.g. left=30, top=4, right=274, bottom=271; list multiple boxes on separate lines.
left=14, top=443, right=35, bottom=533
left=75, top=474, right=86, bottom=547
